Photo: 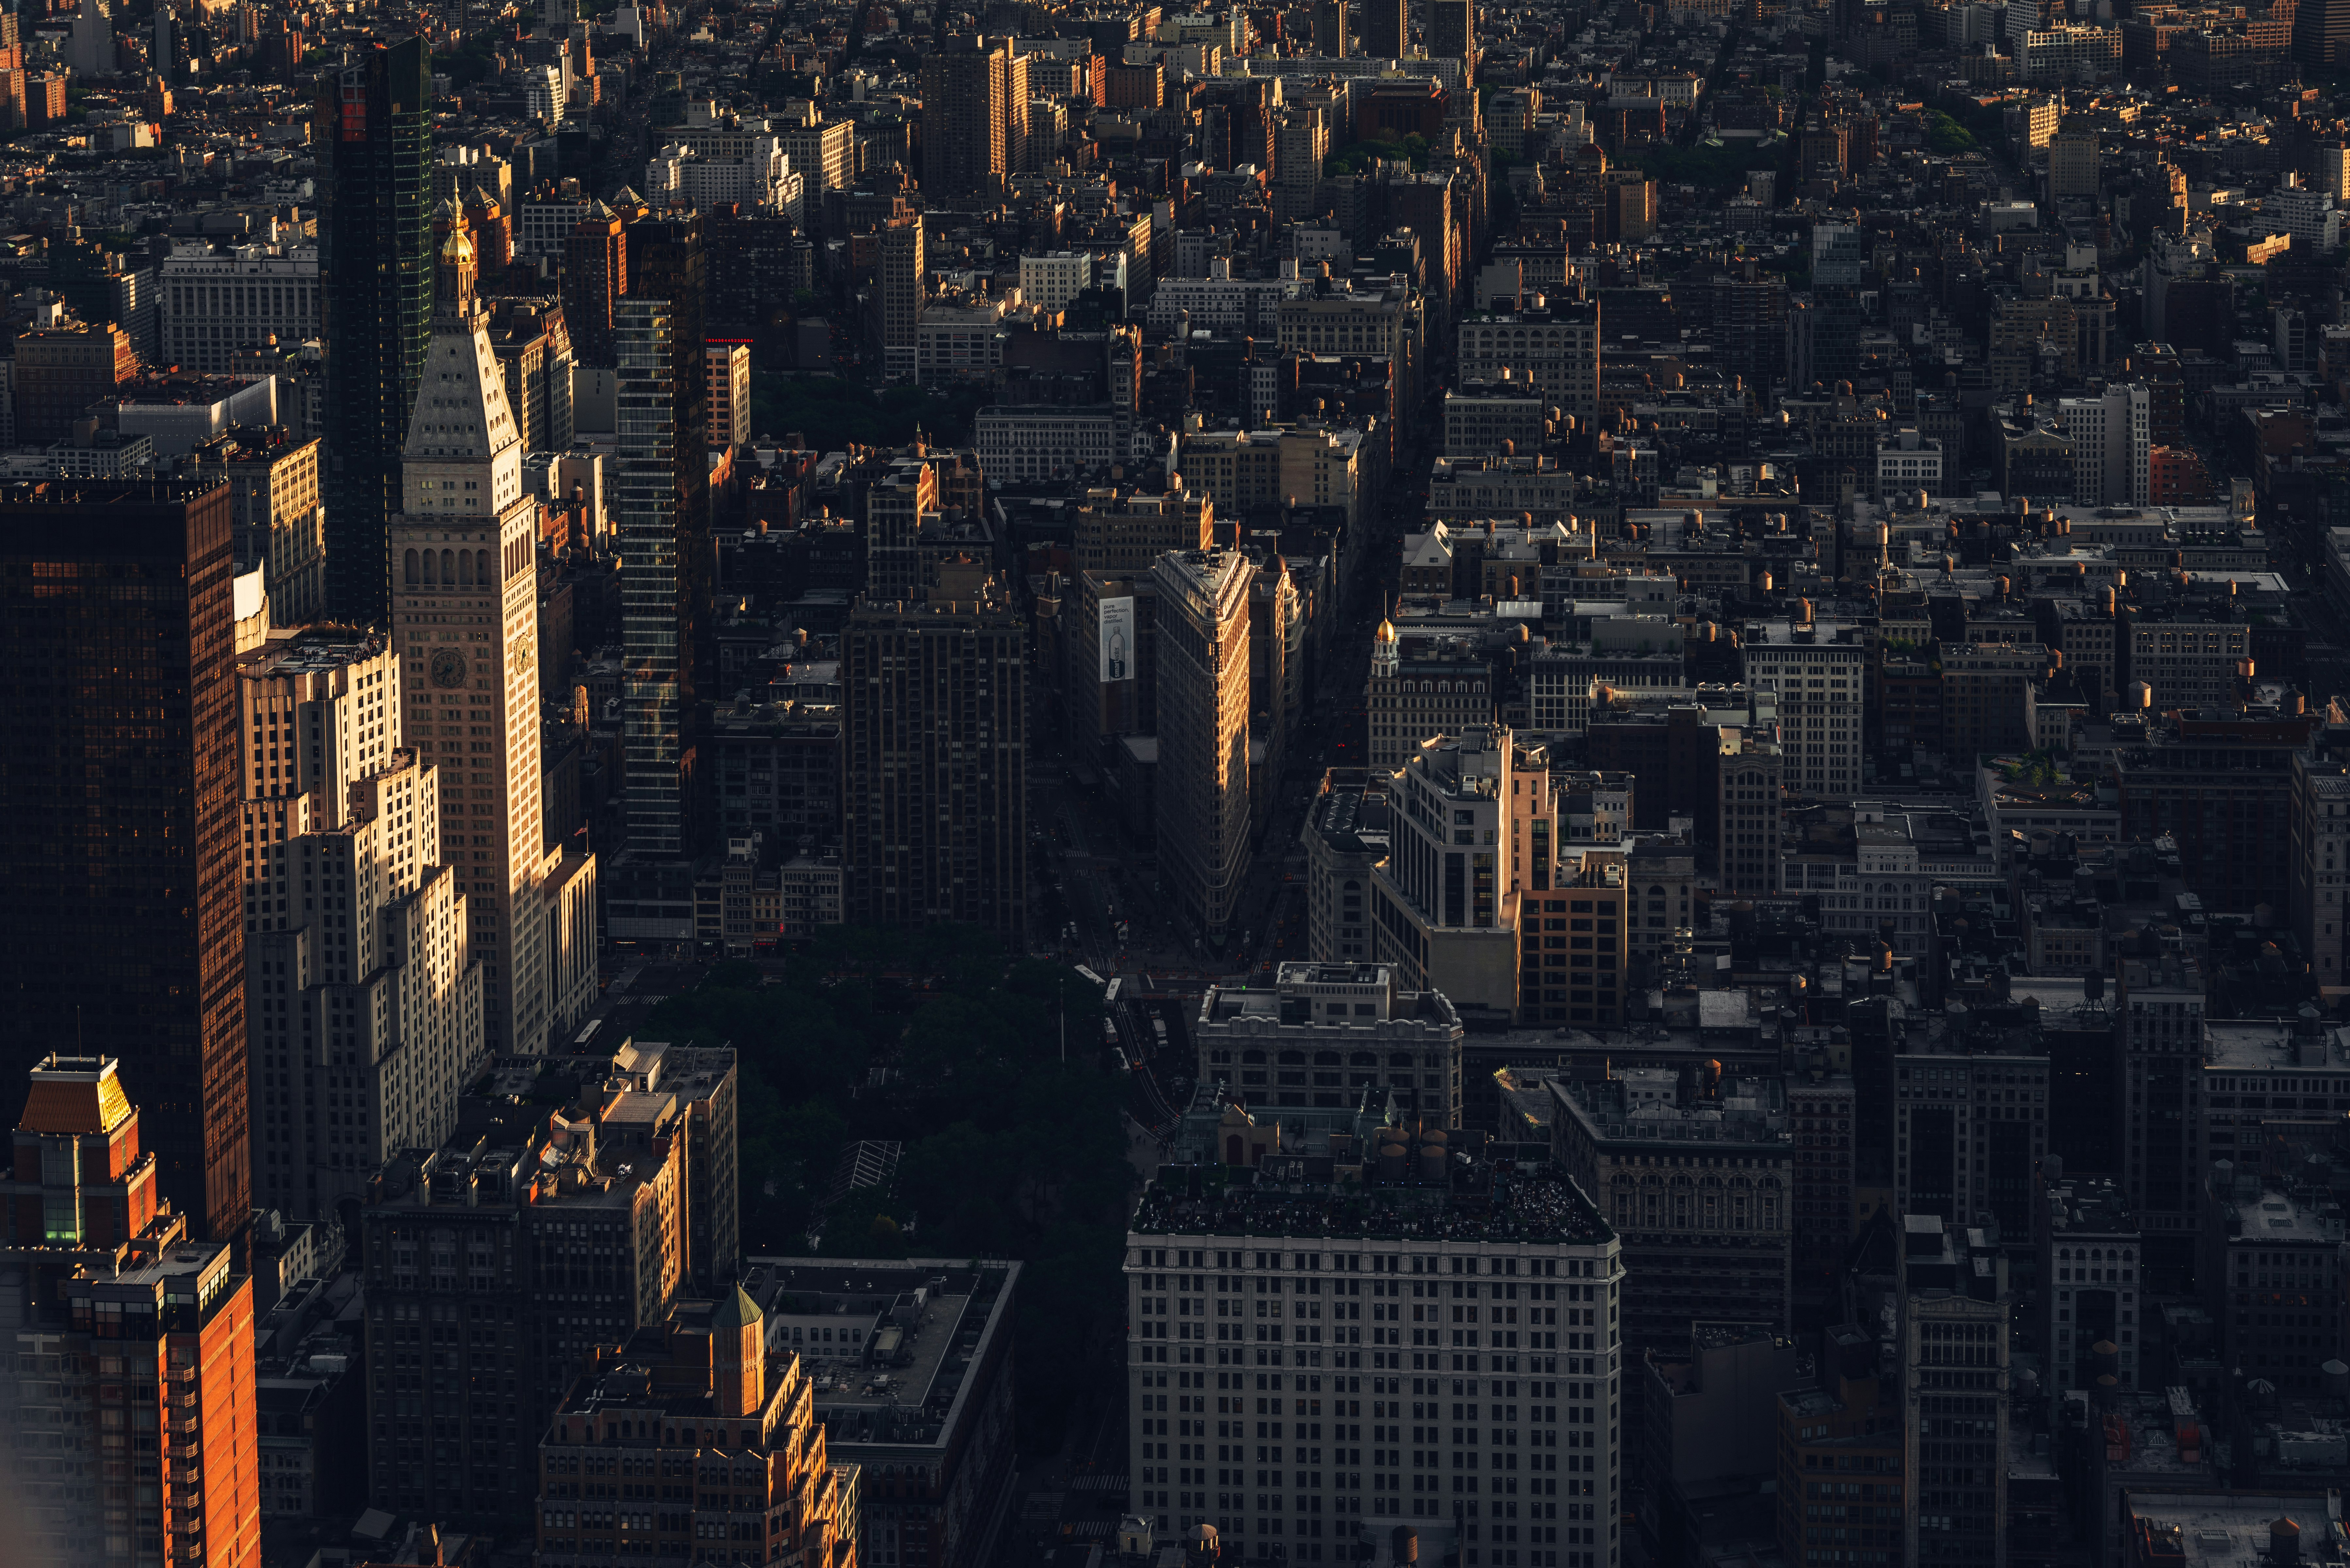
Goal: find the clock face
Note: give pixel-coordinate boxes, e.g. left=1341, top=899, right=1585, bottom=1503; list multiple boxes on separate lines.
left=430, top=649, right=469, bottom=688
left=515, top=633, right=536, bottom=669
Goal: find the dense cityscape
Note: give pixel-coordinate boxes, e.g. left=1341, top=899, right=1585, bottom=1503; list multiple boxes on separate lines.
left=10, top=0, right=2350, bottom=1563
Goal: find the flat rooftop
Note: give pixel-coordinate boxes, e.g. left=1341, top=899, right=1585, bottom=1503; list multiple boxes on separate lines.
left=1131, top=1154, right=1614, bottom=1247
left=2222, top=1190, right=2344, bottom=1246
left=1548, top=1075, right=1790, bottom=1146
left=2122, top=1492, right=2341, bottom=1564
left=2204, top=1019, right=2350, bottom=1071
left=237, top=627, right=387, bottom=674
left=743, top=1259, right=1017, bottom=1451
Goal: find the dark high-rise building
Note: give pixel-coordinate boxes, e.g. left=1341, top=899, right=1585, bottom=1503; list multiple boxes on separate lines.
left=1363, top=0, right=1407, bottom=56
left=841, top=574, right=1028, bottom=942
left=1314, top=0, right=1350, bottom=54
left=0, top=481, right=249, bottom=1241
left=919, top=38, right=1020, bottom=199
left=2296, top=0, right=2350, bottom=70
left=616, top=215, right=710, bottom=858
left=1428, top=0, right=1474, bottom=64
left=560, top=199, right=626, bottom=369
left=320, top=37, right=432, bottom=626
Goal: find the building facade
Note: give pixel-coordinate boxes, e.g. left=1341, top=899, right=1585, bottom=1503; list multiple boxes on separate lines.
left=840, top=579, right=1029, bottom=941
left=187, top=431, right=326, bottom=627
left=0, top=1054, right=261, bottom=1568
left=534, top=1287, right=860, bottom=1568
left=1126, top=1124, right=1623, bottom=1568
left=1153, top=549, right=1256, bottom=943
left=1547, top=1073, right=1791, bottom=1478
left=320, top=37, right=434, bottom=625
left=1194, top=962, right=1465, bottom=1128
left=1740, top=618, right=1867, bottom=801
left=158, top=242, right=322, bottom=376
left=391, top=217, right=596, bottom=1054
left=616, top=215, right=712, bottom=861
left=0, top=480, right=249, bottom=1239
left=238, top=629, right=483, bottom=1219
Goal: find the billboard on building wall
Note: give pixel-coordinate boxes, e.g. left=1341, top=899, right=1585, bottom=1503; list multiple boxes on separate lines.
left=1099, top=595, right=1134, bottom=684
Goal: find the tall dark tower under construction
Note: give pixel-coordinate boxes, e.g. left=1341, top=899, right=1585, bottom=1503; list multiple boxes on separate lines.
left=320, top=37, right=432, bottom=626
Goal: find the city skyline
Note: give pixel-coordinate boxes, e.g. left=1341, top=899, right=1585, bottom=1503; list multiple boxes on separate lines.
left=8, top=5, right=2350, bottom=1568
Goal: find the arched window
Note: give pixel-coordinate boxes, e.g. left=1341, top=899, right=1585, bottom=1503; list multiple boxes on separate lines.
left=478, top=548, right=494, bottom=583
left=1314, top=1051, right=1341, bottom=1067
left=404, top=548, right=419, bottom=584
left=1351, top=1052, right=1378, bottom=1067
left=458, top=551, right=473, bottom=587
left=420, top=550, right=436, bottom=585
left=440, top=548, right=456, bottom=584
left=1241, top=1050, right=1266, bottom=1065
left=1278, top=1051, right=1307, bottom=1065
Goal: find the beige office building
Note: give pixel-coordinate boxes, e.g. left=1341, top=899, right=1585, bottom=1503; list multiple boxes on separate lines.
left=389, top=215, right=597, bottom=1054
left=1152, top=548, right=1255, bottom=942
left=237, top=626, right=485, bottom=1221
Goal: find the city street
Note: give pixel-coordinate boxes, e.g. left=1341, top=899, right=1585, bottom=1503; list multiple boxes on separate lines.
left=1034, top=418, right=1421, bottom=992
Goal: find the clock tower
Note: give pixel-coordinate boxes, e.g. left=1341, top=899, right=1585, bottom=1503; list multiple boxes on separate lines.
left=388, top=206, right=593, bottom=1053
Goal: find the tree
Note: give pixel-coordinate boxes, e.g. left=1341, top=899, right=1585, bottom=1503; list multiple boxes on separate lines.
left=651, top=935, right=1139, bottom=1452
left=1925, top=111, right=1979, bottom=157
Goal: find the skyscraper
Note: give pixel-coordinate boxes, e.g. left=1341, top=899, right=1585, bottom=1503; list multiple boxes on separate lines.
left=321, top=37, right=433, bottom=626
left=391, top=213, right=598, bottom=1054
left=1428, top=0, right=1474, bottom=65
left=1898, top=1215, right=2011, bottom=1568
left=1151, top=548, right=1254, bottom=944
left=237, top=627, right=483, bottom=1221
left=878, top=211, right=926, bottom=380
left=1363, top=0, right=1407, bottom=57
left=616, top=214, right=710, bottom=859
left=920, top=38, right=1020, bottom=200
left=0, top=1055, right=263, bottom=1568
left=0, top=480, right=249, bottom=1241
left=1793, top=221, right=1864, bottom=389
left=560, top=198, right=625, bottom=369
left=2295, top=0, right=2350, bottom=70
left=864, top=449, right=939, bottom=601
left=841, top=571, right=1028, bottom=940
left=1314, top=0, right=1350, bottom=54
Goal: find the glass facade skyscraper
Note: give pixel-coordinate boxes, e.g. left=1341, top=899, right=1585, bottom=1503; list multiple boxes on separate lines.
left=0, top=481, right=251, bottom=1240
left=616, top=217, right=709, bottom=859
left=321, top=37, right=432, bottom=627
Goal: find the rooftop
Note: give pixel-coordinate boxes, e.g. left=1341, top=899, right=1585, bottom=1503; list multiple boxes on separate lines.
left=745, top=1258, right=1017, bottom=1450
left=2044, top=1174, right=2137, bottom=1239
left=17, top=1053, right=132, bottom=1136
left=2121, top=1491, right=2343, bottom=1565
left=1198, top=964, right=1459, bottom=1031
left=1133, top=1118, right=1613, bottom=1249
left=237, top=625, right=388, bottom=677
left=2204, top=1016, right=2350, bottom=1071
left=1547, top=1074, right=1790, bottom=1146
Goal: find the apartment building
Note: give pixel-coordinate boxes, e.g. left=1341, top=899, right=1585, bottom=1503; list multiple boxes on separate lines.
left=1127, top=1103, right=1623, bottom=1568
